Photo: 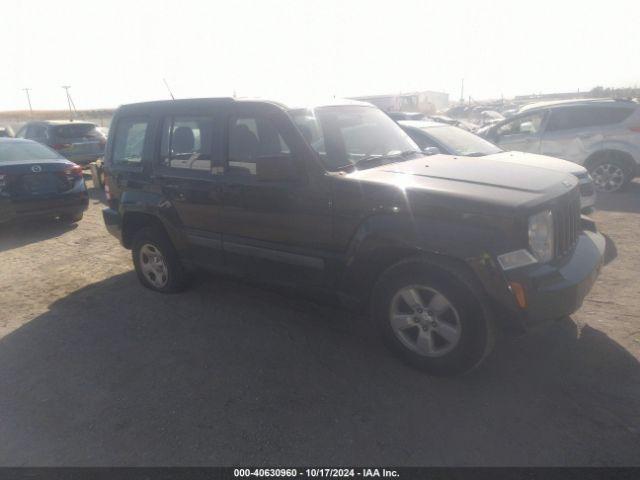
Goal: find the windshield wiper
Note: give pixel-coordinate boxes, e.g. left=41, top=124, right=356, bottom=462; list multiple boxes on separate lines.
left=336, top=150, right=422, bottom=171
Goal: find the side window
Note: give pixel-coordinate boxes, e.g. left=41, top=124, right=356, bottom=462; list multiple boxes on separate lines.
left=546, top=106, right=636, bottom=133
left=160, top=116, right=214, bottom=171
left=228, top=114, right=291, bottom=176
left=498, top=111, right=545, bottom=137
left=112, top=117, right=149, bottom=166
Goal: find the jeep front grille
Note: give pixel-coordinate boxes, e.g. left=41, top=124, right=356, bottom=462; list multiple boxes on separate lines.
left=554, top=191, right=581, bottom=258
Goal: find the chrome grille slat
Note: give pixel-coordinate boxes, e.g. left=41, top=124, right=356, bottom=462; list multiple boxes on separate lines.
left=554, top=190, right=581, bottom=259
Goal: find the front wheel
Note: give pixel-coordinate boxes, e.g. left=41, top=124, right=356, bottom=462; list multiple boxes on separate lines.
left=131, top=227, right=189, bottom=293
left=372, top=260, right=494, bottom=376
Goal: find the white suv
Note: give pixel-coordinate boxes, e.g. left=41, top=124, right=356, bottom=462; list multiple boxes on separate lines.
left=480, top=99, right=640, bottom=192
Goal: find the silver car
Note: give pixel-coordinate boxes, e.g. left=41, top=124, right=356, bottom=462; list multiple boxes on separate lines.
left=399, top=120, right=596, bottom=212
left=479, top=99, right=640, bottom=192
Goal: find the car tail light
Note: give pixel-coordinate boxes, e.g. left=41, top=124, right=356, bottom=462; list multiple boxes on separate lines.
left=629, top=126, right=640, bottom=133
left=52, top=143, right=72, bottom=150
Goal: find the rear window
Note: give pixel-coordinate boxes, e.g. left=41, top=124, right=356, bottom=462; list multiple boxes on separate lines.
left=50, top=123, right=100, bottom=139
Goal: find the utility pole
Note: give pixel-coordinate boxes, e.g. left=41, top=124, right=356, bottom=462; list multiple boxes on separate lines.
left=460, top=79, right=464, bottom=104
left=62, top=86, right=75, bottom=121
left=22, top=88, right=33, bottom=115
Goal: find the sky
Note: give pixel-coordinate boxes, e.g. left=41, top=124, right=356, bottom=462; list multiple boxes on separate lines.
left=1, top=0, right=639, bottom=111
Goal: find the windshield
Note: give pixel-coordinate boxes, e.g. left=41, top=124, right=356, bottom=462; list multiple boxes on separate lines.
left=0, top=141, right=63, bottom=162
left=290, top=106, right=419, bottom=170
left=425, top=125, right=502, bottom=156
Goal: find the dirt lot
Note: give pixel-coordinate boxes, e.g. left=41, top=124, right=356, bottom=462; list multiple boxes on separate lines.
left=0, top=179, right=639, bottom=466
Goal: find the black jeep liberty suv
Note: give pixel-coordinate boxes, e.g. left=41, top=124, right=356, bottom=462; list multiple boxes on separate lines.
left=102, top=98, right=606, bottom=375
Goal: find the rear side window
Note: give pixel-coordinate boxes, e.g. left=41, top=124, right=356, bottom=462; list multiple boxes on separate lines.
left=51, top=123, right=100, bottom=139
left=546, top=106, right=635, bottom=132
left=160, top=116, right=214, bottom=171
left=111, top=117, right=149, bottom=166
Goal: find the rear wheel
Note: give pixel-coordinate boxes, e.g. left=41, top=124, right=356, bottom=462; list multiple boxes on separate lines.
left=372, top=259, right=494, bottom=376
left=588, top=156, right=632, bottom=193
left=132, top=227, right=189, bottom=293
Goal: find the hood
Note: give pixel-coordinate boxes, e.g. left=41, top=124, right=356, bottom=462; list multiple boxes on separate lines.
left=345, top=154, right=579, bottom=214
left=481, top=151, right=586, bottom=175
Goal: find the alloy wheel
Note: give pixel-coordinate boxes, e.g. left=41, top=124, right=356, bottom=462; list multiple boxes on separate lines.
left=389, top=285, right=462, bottom=357
left=591, top=163, right=625, bottom=192
left=139, top=243, right=169, bottom=288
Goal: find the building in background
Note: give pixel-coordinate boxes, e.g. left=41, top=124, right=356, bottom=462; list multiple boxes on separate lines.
left=351, top=90, right=450, bottom=114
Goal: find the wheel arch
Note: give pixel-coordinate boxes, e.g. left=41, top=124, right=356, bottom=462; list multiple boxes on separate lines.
left=584, top=149, right=637, bottom=177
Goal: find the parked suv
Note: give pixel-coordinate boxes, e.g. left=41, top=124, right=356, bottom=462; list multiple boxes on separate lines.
left=16, top=121, right=106, bottom=165
left=399, top=120, right=596, bottom=212
left=479, top=99, right=640, bottom=192
left=102, top=98, right=606, bottom=376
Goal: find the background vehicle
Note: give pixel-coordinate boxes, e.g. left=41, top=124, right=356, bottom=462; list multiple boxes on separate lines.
left=479, top=99, right=640, bottom=192
left=15, top=121, right=106, bottom=166
left=0, top=138, right=88, bottom=224
left=102, top=98, right=605, bottom=376
left=0, top=126, right=15, bottom=138
left=399, top=120, right=596, bottom=212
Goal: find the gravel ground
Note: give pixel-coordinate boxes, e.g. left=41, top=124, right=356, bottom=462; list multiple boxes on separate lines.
left=0, top=179, right=638, bottom=466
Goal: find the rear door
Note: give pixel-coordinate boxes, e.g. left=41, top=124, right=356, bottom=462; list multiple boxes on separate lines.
left=221, top=102, right=333, bottom=285
left=540, top=106, right=605, bottom=163
left=151, top=104, right=227, bottom=267
left=494, top=110, right=546, bottom=153
left=106, top=115, right=154, bottom=209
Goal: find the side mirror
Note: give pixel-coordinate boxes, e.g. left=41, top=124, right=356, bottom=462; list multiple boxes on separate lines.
left=422, top=146, right=441, bottom=156
left=256, top=154, right=298, bottom=182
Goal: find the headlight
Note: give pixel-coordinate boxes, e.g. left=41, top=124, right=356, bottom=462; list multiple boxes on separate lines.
left=528, top=210, right=554, bottom=263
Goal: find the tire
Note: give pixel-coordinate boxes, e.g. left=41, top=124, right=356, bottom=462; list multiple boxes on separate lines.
left=61, top=211, right=83, bottom=223
left=587, top=155, right=633, bottom=193
left=371, top=258, right=495, bottom=376
left=131, top=226, right=189, bottom=293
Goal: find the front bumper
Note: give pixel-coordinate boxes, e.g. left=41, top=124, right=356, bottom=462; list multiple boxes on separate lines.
left=472, top=228, right=606, bottom=333
left=504, top=230, right=605, bottom=326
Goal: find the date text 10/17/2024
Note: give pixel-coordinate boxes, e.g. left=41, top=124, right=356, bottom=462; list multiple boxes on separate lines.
left=233, top=469, right=400, bottom=478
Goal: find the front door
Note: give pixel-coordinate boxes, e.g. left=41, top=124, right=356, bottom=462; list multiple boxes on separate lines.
left=221, top=102, right=333, bottom=286
left=494, top=110, right=547, bottom=153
